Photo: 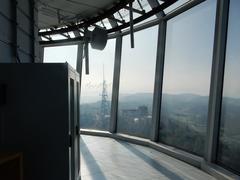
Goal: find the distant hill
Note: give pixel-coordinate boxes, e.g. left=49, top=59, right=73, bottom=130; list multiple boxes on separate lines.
left=80, top=93, right=240, bottom=135
left=118, top=93, right=153, bottom=111
left=221, top=97, right=240, bottom=136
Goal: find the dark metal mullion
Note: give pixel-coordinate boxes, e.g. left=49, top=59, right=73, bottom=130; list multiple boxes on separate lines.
left=110, top=36, right=122, bottom=133
left=162, top=0, right=205, bottom=21
left=74, top=31, right=84, bottom=81
left=129, top=2, right=134, bottom=48
left=205, top=0, right=230, bottom=163
left=76, top=43, right=84, bottom=94
left=84, top=42, right=89, bottom=75
left=151, top=19, right=167, bottom=141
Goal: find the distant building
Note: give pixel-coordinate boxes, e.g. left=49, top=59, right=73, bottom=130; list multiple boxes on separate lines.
left=121, top=105, right=149, bottom=120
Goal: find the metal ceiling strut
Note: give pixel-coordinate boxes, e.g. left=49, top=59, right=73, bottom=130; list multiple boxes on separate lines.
left=39, top=0, right=134, bottom=36
left=124, top=5, right=145, bottom=15
left=107, top=0, right=177, bottom=33
left=39, top=36, right=84, bottom=47
left=39, top=0, right=178, bottom=46
left=129, top=2, right=134, bottom=48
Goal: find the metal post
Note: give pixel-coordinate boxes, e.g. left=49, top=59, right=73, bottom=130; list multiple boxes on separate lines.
left=84, top=42, right=89, bottom=75
left=205, top=0, right=229, bottom=163
left=110, top=36, right=122, bottom=133
left=129, top=2, right=134, bottom=48
left=76, top=42, right=83, bottom=140
left=76, top=43, right=84, bottom=86
left=151, top=19, right=167, bottom=142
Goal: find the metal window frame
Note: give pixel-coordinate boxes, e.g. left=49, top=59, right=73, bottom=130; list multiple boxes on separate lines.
left=151, top=20, right=166, bottom=142
left=78, top=0, right=236, bottom=177
left=110, top=0, right=209, bottom=140
left=151, top=0, right=211, bottom=142
left=111, top=25, right=162, bottom=137
left=205, top=0, right=230, bottom=163
left=76, top=43, right=84, bottom=84
left=110, top=35, right=123, bottom=133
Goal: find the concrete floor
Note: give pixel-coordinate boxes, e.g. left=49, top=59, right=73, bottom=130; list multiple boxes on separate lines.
left=80, top=135, right=216, bottom=180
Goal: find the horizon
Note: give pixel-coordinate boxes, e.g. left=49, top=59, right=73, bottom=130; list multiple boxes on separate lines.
left=80, top=92, right=240, bottom=105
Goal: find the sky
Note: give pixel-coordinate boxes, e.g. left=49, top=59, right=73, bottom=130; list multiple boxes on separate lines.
left=222, top=0, right=240, bottom=99
left=81, top=39, right=115, bottom=103
left=162, top=0, right=217, bottom=96
left=44, top=0, right=240, bottom=102
left=44, top=45, right=77, bottom=68
left=119, top=26, right=158, bottom=95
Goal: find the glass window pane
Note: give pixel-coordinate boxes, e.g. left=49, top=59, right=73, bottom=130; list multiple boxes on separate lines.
left=159, top=0, right=216, bottom=156
left=117, top=26, right=158, bottom=139
left=164, top=0, right=190, bottom=14
left=217, top=0, right=240, bottom=174
left=80, top=39, right=115, bottom=131
left=44, top=45, right=77, bottom=68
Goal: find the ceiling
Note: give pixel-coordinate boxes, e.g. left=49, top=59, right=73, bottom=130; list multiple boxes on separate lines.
left=37, top=0, right=178, bottom=45
left=37, top=0, right=121, bottom=29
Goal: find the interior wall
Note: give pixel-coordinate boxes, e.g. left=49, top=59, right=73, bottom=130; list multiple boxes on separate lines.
left=0, top=0, right=39, bottom=63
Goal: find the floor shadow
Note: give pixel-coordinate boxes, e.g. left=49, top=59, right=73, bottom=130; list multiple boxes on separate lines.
left=80, top=137, right=107, bottom=180
left=117, top=140, right=185, bottom=180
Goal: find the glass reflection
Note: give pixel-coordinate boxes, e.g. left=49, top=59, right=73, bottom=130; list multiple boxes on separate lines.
left=117, top=26, right=158, bottom=138
left=159, top=0, right=216, bottom=156
left=217, top=0, right=240, bottom=174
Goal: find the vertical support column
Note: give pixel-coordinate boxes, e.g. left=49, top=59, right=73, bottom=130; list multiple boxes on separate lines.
left=151, top=19, right=167, bottom=142
left=205, top=0, right=229, bottom=163
left=110, top=36, right=123, bottom=133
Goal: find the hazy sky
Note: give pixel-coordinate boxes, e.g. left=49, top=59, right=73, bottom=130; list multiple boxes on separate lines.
left=162, top=0, right=216, bottom=96
left=44, top=0, right=240, bottom=101
left=119, top=26, right=158, bottom=95
left=81, top=39, right=115, bottom=103
left=44, top=40, right=116, bottom=103
left=221, top=0, right=240, bottom=99
left=44, top=45, right=77, bottom=68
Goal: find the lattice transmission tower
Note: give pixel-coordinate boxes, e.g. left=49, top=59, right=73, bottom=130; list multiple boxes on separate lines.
left=100, top=65, right=110, bottom=122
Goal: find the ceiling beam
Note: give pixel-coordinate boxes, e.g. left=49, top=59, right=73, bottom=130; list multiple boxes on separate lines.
left=108, top=16, right=125, bottom=24
left=39, top=36, right=84, bottom=47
